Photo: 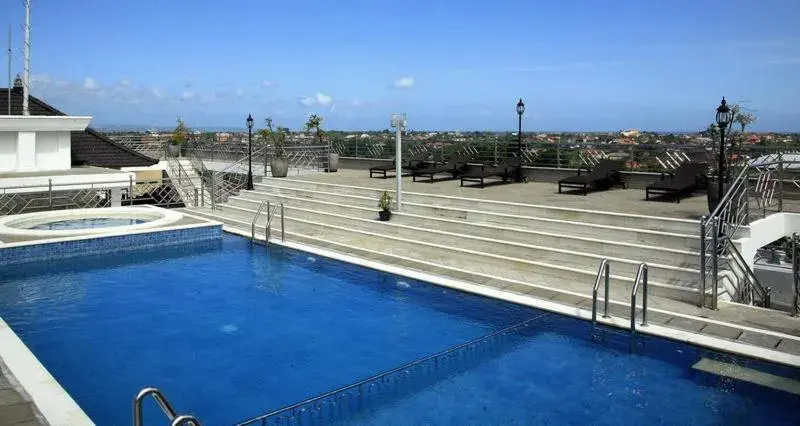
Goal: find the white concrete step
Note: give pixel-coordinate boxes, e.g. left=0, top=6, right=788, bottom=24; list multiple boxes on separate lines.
left=235, top=189, right=700, bottom=251
left=211, top=202, right=707, bottom=304
left=230, top=193, right=701, bottom=269
left=255, top=179, right=700, bottom=234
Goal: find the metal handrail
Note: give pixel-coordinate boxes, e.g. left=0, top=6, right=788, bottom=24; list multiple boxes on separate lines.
left=133, top=387, right=200, bottom=426
left=591, top=259, right=610, bottom=325
left=794, top=233, right=800, bottom=317
left=235, top=314, right=546, bottom=426
left=265, top=202, right=283, bottom=243
left=251, top=200, right=267, bottom=242
left=630, top=263, right=648, bottom=351
left=726, top=239, right=771, bottom=307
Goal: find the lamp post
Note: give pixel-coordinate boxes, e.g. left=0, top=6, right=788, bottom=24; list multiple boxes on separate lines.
left=516, top=98, right=525, bottom=182
left=715, top=97, right=732, bottom=205
left=246, top=114, right=254, bottom=190
left=391, top=113, right=406, bottom=212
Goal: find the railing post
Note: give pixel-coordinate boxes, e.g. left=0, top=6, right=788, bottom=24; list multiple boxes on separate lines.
left=630, top=288, right=637, bottom=352
left=711, top=217, right=720, bottom=310
left=200, top=179, right=205, bottom=207
left=211, top=182, right=216, bottom=211
left=48, top=179, right=53, bottom=210
left=129, top=175, right=134, bottom=206
left=778, top=153, right=784, bottom=212
left=794, top=233, right=799, bottom=317
left=194, top=188, right=198, bottom=207
left=603, top=262, right=610, bottom=318
left=743, top=174, right=750, bottom=224
left=280, top=203, right=285, bottom=242
left=266, top=201, right=271, bottom=242
left=699, top=216, right=707, bottom=307
left=642, top=266, right=648, bottom=326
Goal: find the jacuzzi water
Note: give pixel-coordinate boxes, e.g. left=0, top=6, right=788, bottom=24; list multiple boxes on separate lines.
left=0, top=235, right=797, bottom=425
left=27, top=217, right=149, bottom=231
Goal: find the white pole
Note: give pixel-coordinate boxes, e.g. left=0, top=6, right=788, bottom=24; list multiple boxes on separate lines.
left=395, top=119, right=402, bottom=211
left=22, top=0, right=30, bottom=116
left=7, top=25, right=11, bottom=115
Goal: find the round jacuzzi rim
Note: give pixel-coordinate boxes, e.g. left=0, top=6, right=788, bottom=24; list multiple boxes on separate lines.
left=0, top=207, right=184, bottom=238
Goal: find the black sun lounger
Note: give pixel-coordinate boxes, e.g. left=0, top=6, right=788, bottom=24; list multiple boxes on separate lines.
left=368, top=152, right=429, bottom=178
left=645, top=162, right=706, bottom=203
left=412, top=155, right=470, bottom=182
left=558, top=159, right=627, bottom=195
left=460, top=158, right=520, bottom=188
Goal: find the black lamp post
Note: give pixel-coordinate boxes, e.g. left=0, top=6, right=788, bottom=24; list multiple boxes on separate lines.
left=515, top=98, right=525, bottom=182
left=246, top=114, right=254, bottom=190
left=715, top=97, right=732, bottom=204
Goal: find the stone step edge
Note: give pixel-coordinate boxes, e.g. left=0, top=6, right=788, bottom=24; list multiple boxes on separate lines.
left=234, top=192, right=700, bottom=257
left=240, top=188, right=700, bottom=240
left=260, top=178, right=703, bottom=226
left=206, top=204, right=705, bottom=299
left=223, top=201, right=703, bottom=274
left=180, top=208, right=800, bottom=368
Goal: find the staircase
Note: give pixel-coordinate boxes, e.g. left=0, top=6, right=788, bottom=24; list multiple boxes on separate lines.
left=183, top=177, right=720, bottom=304
left=165, top=158, right=212, bottom=207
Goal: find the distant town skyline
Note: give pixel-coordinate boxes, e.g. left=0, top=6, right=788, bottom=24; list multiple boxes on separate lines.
left=2, top=0, right=800, bottom=131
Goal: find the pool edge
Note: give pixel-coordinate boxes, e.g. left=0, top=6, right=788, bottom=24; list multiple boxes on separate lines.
left=0, top=316, right=95, bottom=426
left=222, top=226, right=800, bottom=369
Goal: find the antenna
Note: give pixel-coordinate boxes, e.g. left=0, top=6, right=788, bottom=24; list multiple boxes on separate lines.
left=22, top=0, right=30, bottom=116
left=7, top=25, right=10, bottom=115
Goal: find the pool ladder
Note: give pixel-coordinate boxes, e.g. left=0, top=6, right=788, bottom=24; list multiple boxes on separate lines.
left=133, top=387, right=201, bottom=426
left=590, top=259, right=649, bottom=351
left=251, top=200, right=285, bottom=244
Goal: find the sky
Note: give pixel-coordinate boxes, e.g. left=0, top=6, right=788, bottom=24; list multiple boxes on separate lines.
left=2, top=0, right=800, bottom=131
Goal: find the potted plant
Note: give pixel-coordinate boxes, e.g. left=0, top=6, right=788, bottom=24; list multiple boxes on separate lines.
left=306, top=114, right=338, bottom=172
left=261, top=118, right=289, bottom=178
left=168, top=117, right=188, bottom=157
left=378, top=191, right=392, bottom=221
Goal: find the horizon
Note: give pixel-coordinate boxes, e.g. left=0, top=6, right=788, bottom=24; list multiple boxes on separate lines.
left=2, top=0, right=799, bottom=131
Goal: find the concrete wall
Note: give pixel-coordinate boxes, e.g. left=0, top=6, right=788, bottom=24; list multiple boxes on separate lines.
left=339, top=157, right=684, bottom=190
left=0, top=130, right=71, bottom=172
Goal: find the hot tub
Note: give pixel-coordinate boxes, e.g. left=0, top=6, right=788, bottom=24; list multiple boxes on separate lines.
left=0, top=207, right=184, bottom=238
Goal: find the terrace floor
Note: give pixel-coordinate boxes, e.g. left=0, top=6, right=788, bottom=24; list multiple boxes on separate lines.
left=293, top=169, right=710, bottom=220
left=0, top=360, right=42, bottom=426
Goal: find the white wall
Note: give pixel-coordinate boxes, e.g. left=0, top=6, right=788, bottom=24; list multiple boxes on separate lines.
left=0, top=130, right=72, bottom=172
left=0, top=131, right=16, bottom=172
left=34, top=131, right=70, bottom=171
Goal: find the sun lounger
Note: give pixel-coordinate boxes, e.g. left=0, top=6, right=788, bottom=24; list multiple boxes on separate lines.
left=558, top=159, right=626, bottom=195
left=460, top=158, right=520, bottom=188
left=412, top=155, right=470, bottom=182
left=645, top=162, right=707, bottom=203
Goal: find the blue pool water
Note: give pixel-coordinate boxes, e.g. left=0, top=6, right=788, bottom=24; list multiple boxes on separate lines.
left=0, top=234, right=798, bottom=425
left=28, top=217, right=148, bottom=230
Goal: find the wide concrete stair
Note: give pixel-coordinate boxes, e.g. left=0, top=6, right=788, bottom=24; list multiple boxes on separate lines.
left=186, top=177, right=726, bottom=305
left=165, top=158, right=213, bottom=207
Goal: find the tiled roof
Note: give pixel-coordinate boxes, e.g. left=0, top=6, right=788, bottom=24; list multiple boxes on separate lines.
left=0, top=86, right=158, bottom=168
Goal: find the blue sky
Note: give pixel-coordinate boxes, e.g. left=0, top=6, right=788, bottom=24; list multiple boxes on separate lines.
left=2, top=0, right=800, bottom=131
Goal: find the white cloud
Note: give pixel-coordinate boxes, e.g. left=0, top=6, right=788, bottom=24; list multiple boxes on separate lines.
left=181, top=91, right=195, bottom=101
left=766, top=57, right=800, bottom=65
left=117, top=79, right=131, bottom=87
left=260, top=80, right=277, bottom=88
left=299, top=92, right=333, bottom=107
left=151, top=87, right=164, bottom=98
left=392, top=77, right=414, bottom=89
left=83, top=77, right=99, bottom=91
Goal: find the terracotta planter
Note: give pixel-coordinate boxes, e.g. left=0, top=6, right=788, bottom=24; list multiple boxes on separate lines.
left=270, top=157, right=289, bottom=178
left=328, top=153, right=339, bottom=172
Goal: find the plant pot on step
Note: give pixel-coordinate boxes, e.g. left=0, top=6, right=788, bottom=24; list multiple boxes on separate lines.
left=167, top=144, right=181, bottom=157
left=270, top=157, right=289, bottom=178
left=327, top=153, right=339, bottom=172
left=378, top=210, right=392, bottom=221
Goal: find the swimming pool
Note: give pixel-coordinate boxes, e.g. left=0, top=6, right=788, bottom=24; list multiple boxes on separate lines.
left=0, top=234, right=797, bottom=425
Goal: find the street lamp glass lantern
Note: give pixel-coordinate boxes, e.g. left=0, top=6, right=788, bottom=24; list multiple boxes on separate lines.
left=715, top=97, right=732, bottom=128
left=246, top=114, right=254, bottom=130
left=516, top=99, right=525, bottom=116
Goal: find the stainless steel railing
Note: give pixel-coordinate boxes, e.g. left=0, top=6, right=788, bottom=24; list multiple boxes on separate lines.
left=591, top=259, right=610, bottom=326
left=265, top=201, right=284, bottom=243
left=133, top=387, right=200, bottom=426
left=251, top=200, right=267, bottom=242
left=630, top=263, right=649, bottom=352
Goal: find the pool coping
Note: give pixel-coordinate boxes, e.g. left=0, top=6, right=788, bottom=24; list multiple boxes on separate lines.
left=0, top=209, right=224, bottom=425
left=221, top=226, right=800, bottom=369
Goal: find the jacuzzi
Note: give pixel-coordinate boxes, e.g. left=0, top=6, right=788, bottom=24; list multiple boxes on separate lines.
left=0, top=206, right=184, bottom=238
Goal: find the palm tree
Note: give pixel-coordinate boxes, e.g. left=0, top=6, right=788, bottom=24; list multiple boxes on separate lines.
left=305, top=114, right=324, bottom=145
left=735, top=111, right=756, bottom=133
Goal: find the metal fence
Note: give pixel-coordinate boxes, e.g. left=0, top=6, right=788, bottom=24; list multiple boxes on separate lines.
left=0, top=176, right=199, bottom=215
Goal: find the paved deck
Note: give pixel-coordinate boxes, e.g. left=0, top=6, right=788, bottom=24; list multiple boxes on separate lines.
left=0, top=360, right=43, bottom=426
left=292, top=169, right=709, bottom=220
